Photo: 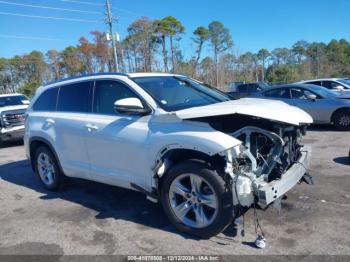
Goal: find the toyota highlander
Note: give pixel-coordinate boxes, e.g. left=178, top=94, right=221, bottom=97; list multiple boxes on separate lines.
left=24, top=73, right=313, bottom=238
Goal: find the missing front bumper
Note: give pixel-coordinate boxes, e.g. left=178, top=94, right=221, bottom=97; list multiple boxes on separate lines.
left=257, top=145, right=311, bottom=208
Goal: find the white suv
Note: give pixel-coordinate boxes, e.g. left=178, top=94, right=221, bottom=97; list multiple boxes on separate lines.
left=25, top=73, right=313, bottom=238
left=0, top=93, right=30, bottom=145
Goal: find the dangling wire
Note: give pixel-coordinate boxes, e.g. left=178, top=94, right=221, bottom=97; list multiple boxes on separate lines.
left=253, top=200, right=265, bottom=237
left=241, top=211, right=245, bottom=237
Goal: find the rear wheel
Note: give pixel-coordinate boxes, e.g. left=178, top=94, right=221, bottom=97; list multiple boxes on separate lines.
left=34, top=146, right=66, bottom=190
left=160, top=160, right=233, bottom=239
left=333, top=109, right=350, bottom=131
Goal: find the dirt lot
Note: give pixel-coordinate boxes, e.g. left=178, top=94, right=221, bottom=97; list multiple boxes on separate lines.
left=0, top=126, right=349, bottom=256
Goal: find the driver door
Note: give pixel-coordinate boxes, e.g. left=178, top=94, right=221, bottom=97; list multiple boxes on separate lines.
left=85, top=79, right=151, bottom=189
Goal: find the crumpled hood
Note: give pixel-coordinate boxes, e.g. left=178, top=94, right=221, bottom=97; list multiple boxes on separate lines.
left=175, top=98, right=313, bottom=126
left=0, top=105, right=28, bottom=113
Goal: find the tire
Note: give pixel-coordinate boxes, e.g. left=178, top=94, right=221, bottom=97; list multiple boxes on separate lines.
left=160, top=160, right=234, bottom=239
left=34, top=146, right=66, bottom=190
left=332, top=109, right=350, bottom=131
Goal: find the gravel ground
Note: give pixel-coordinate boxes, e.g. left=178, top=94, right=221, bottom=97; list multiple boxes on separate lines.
left=0, top=126, right=349, bottom=256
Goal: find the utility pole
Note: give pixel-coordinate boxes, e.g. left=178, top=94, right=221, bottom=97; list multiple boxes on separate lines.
left=105, top=0, right=119, bottom=72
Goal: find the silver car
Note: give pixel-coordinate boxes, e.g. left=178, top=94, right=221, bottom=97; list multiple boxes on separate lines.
left=254, top=84, right=350, bottom=130
left=297, top=78, right=350, bottom=91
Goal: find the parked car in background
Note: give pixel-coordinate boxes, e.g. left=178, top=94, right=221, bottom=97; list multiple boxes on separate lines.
left=227, top=82, right=271, bottom=99
left=253, top=84, right=350, bottom=130
left=25, top=73, right=312, bottom=238
left=297, top=78, right=350, bottom=91
left=0, top=93, right=30, bottom=145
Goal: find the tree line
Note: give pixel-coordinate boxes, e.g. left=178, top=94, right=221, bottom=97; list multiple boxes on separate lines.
left=1, top=16, right=350, bottom=96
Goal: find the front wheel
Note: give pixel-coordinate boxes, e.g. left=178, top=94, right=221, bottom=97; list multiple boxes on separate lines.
left=333, top=109, right=350, bottom=131
left=160, top=160, right=234, bottom=239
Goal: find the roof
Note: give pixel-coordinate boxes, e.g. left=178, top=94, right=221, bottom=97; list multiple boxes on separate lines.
left=44, top=72, right=128, bottom=86
left=43, top=72, right=186, bottom=87
left=298, top=78, right=345, bottom=82
left=127, top=72, right=184, bottom=78
left=263, top=83, right=323, bottom=92
left=274, top=83, right=315, bottom=87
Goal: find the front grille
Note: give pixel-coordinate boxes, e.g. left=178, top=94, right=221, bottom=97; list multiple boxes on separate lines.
left=1, top=110, right=26, bottom=127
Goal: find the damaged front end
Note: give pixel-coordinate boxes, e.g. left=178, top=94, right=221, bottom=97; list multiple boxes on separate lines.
left=202, top=114, right=312, bottom=209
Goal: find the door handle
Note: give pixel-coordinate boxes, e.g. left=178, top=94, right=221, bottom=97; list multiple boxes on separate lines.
left=45, top=118, right=55, bottom=125
left=85, top=123, right=99, bottom=131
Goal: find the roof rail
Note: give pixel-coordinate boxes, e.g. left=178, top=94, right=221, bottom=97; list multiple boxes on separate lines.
left=44, top=72, right=129, bottom=86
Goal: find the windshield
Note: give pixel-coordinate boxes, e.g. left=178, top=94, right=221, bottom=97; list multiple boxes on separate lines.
left=0, top=95, right=29, bottom=107
left=132, top=76, right=230, bottom=111
left=307, top=85, right=340, bottom=97
left=338, top=79, right=350, bottom=88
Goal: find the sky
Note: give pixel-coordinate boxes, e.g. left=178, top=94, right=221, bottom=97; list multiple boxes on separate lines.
left=0, top=0, right=350, bottom=59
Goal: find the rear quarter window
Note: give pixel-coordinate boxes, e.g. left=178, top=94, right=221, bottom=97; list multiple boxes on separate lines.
left=33, top=87, right=59, bottom=111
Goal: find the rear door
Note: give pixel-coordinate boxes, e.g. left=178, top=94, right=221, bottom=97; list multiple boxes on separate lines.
left=53, top=81, right=93, bottom=178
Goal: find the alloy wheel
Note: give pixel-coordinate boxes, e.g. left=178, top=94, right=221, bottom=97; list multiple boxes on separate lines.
left=168, top=173, right=218, bottom=228
left=37, top=152, right=56, bottom=186
left=339, top=113, right=350, bottom=127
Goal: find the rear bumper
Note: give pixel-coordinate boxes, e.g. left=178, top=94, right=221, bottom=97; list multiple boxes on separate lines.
left=0, top=126, right=25, bottom=142
left=257, top=145, right=311, bottom=207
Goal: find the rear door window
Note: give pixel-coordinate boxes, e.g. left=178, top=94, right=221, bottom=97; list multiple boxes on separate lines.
left=33, top=87, right=59, bottom=111
left=264, top=88, right=290, bottom=98
left=57, top=81, right=93, bottom=113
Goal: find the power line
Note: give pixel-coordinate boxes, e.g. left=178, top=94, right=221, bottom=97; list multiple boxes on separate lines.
left=0, top=34, right=69, bottom=41
left=61, top=0, right=139, bottom=16
left=60, top=0, right=104, bottom=6
left=111, top=7, right=139, bottom=16
left=0, top=1, right=101, bottom=15
left=0, top=11, right=102, bottom=23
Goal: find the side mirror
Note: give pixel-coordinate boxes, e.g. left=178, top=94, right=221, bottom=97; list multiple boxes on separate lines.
left=334, top=85, right=344, bottom=91
left=307, top=94, right=317, bottom=101
left=114, top=97, right=151, bottom=115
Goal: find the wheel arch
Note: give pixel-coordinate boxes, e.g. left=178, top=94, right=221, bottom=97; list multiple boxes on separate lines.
left=153, top=147, right=228, bottom=192
left=29, top=137, right=63, bottom=173
left=331, top=107, right=350, bottom=123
